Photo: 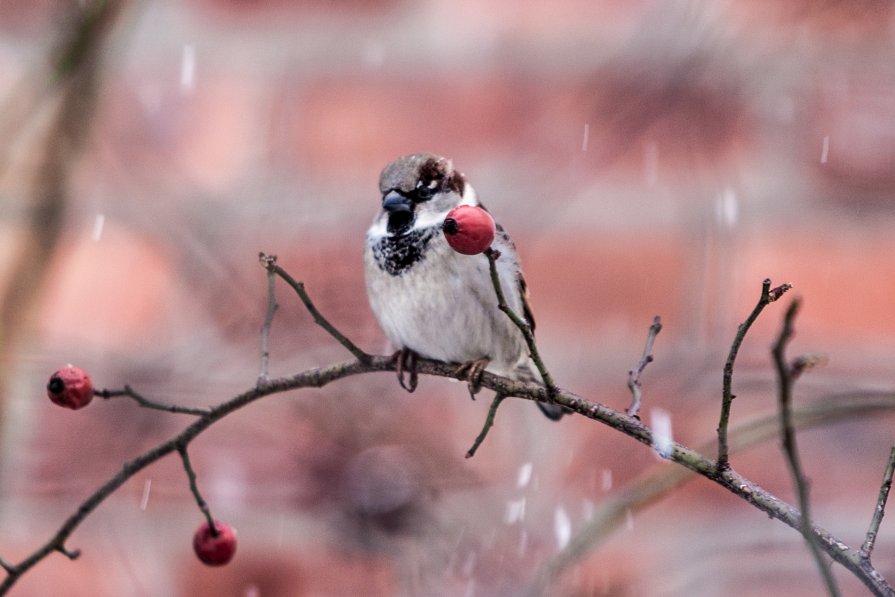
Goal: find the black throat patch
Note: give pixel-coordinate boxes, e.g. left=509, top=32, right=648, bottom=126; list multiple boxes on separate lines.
left=372, top=227, right=438, bottom=276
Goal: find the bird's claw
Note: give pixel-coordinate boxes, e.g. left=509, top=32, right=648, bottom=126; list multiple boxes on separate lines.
left=394, top=348, right=419, bottom=393
left=456, top=358, right=490, bottom=401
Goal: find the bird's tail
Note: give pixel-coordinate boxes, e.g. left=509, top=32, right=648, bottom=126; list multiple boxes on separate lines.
left=513, top=363, right=570, bottom=421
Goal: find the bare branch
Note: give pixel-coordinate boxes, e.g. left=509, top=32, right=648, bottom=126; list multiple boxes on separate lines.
left=773, top=299, right=841, bottom=597
left=484, top=248, right=557, bottom=397
left=717, top=278, right=792, bottom=471
left=466, top=394, right=507, bottom=458
left=258, top=259, right=279, bottom=384
left=626, top=316, right=662, bottom=418
left=95, top=385, right=209, bottom=416
left=178, top=446, right=217, bottom=535
left=259, top=253, right=372, bottom=363
left=861, top=446, right=895, bottom=561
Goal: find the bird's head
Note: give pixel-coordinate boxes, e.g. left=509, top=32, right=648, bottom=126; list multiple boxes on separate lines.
left=377, top=153, right=472, bottom=236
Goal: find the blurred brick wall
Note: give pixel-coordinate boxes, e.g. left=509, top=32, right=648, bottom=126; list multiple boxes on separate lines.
left=2, top=1, right=895, bottom=595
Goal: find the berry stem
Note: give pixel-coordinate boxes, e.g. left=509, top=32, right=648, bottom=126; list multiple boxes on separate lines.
left=484, top=248, right=559, bottom=399
left=178, top=446, right=218, bottom=537
left=96, top=385, right=210, bottom=416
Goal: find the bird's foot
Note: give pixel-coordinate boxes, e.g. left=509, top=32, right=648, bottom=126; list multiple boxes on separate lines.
left=456, top=358, right=490, bottom=401
left=393, top=348, right=419, bottom=393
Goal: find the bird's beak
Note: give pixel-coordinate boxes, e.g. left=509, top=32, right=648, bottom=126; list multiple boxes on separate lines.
left=382, top=191, right=413, bottom=213
left=382, top=191, right=414, bottom=234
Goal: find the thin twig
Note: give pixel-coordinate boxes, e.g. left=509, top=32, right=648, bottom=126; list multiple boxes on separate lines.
left=466, top=394, right=507, bottom=458
left=259, top=253, right=372, bottom=363
left=178, top=446, right=217, bottom=535
left=95, top=386, right=209, bottom=416
left=774, top=299, right=840, bottom=597
left=484, top=248, right=557, bottom=397
left=626, top=316, right=662, bottom=418
left=717, top=278, right=792, bottom=471
left=258, top=261, right=279, bottom=384
left=861, top=446, right=895, bottom=561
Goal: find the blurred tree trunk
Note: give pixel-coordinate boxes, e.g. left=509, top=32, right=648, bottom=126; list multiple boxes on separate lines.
left=0, top=0, right=128, bottom=472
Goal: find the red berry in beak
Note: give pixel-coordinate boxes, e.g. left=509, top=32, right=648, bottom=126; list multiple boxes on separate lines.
left=193, top=520, right=237, bottom=566
left=47, top=365, right=94, bottom=410
left=442, top=205, right=496, bottom=255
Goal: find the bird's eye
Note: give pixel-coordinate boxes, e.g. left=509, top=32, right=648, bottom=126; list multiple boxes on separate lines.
left=414, top=179, right=439, bottom=201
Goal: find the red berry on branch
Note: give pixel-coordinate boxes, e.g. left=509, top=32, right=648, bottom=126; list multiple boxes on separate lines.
left=193, top=520, right=237, bottom=566
left=47, top=366, right=94, bottom=410
left=442, top=205, right=496, bottom=255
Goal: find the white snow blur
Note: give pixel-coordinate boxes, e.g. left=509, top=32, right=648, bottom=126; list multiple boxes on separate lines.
left=139, top=478, right=152, bottom=511
left=554, top=506, right=571, bottom=549
left=650, top=407, right=673, bottom=459
left=517, top=462, right=533, bottom=488
left=180, top=43, right=196, bottom=92
left=715, top=187, right=738, bottom=228
left=91, top=213, right=105, bottom=241
left=504, top=497, right=527, bottom=524
left=600, top=468, right=613, bottom=492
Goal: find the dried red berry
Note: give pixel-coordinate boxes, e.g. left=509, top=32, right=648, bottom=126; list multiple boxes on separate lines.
left=47, top=365, right=94, bottom=410
left=193, top=520, right=237, bottom=566
left=442, top=205, right=496, bottom=255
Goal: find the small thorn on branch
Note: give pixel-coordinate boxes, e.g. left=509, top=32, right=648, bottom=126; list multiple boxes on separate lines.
left=258, top=251, right=277, bottom=270
left=791, top=353, right=828, bottom=379
left=626, top=316, right=662, bottom=419
left=768, top=282, right=794, bottom=302
left=0, top=558, right=14, bottom=574
left=55, top=545, right=81, bottom=561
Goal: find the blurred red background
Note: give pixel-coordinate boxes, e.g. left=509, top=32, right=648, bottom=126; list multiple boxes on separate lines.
left=2, top=1, right=895, bottom=595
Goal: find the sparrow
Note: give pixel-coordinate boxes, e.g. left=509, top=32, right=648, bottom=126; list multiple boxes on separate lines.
left=364, top=152, right=566, bottom=420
